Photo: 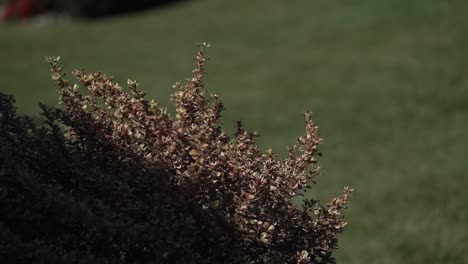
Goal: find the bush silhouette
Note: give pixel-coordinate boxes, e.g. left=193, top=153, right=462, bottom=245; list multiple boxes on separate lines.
left=35, top=0, right=182, bottom=18
left=0, top=43, right=352, bottom=263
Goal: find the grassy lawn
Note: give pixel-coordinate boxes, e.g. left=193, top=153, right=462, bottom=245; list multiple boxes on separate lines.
left=1, top=0, right=468, bottom=263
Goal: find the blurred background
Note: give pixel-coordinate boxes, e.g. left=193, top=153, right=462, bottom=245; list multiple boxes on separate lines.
left=1, top=0, right=467, bottom=263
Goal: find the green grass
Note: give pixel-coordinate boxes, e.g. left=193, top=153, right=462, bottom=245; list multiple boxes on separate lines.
left=1, top=0, right=468, bottom=263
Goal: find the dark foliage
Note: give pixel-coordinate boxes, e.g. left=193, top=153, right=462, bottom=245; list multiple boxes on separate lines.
left=36, top=0, right=183, bottom=18
left=0, top=96, right=243, bottom=264
left=0, top=44, right=352, bottom=263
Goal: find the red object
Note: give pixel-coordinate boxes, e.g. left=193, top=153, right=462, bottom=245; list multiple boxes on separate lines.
left=1, top=0, right=35, bottom=21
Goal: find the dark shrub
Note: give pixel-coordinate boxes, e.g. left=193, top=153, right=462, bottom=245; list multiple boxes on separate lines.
left=0, top=44, right=352, bottom=263
left=36, top=0, right=181, bottom=18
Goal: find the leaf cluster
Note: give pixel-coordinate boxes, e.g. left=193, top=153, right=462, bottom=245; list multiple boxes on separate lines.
left=0, top=44, right=352, bottom=263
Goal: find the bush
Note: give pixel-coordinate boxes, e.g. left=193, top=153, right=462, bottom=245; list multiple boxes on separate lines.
left=0, top=43, right=352, bottom=263
left=36, top=0, right=180, bottom=18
